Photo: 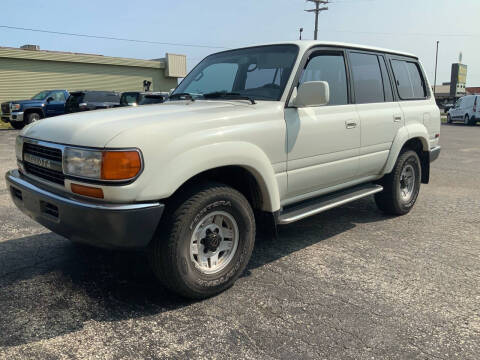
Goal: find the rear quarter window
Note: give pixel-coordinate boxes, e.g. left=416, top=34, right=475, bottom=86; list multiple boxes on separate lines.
left=391, top=59, right=427, bottom=100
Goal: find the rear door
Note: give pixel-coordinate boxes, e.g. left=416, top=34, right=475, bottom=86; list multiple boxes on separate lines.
left=348, top=51, right=402, bottom=177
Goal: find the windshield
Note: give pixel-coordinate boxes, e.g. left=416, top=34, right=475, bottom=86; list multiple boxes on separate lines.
left=172, top=45, right=299, bottom=101
left=31, top=91, right=51, bottom=100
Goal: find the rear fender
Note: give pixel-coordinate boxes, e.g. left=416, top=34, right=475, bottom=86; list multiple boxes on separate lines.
left=384, top=124, right=429, bottom=174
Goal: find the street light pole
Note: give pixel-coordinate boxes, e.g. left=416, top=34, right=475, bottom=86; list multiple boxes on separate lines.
left=299, top=27, right=304, bottom=40
left=305, top=0, right=329, bottom=40
left=433, top=40, right=439, bottom=98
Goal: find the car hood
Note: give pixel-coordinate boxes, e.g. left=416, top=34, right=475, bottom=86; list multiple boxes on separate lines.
left=11, top=99, right=45, bottom=105
left=21, top=100, right=267, bottom=148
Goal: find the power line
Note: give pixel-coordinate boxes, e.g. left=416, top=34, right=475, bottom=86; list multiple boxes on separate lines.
left=0, top=25, right=229, bottom=49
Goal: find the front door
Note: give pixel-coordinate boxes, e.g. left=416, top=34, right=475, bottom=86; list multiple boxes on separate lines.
left=45, top=91, right=67, bottom=117
left=285, top=50, right=360, bottom=200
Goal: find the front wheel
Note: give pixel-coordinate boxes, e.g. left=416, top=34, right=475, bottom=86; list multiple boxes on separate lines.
left=375, top=150, right=421, bottom=215
left=149, top=183, right=256, bottom=299
left=447, top=114, right=452, bottom=124
left=464, top=114, right=470, bottom=125
left=26, top=112, right=41, bottom=125
left=10, top=121, right=25, bottom=130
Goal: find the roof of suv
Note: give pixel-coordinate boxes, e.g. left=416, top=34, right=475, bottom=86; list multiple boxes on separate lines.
left=230, top=41, right=417, bottom=59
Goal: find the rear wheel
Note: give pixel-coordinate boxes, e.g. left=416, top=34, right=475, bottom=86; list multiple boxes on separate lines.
left=375, top=150, right=421, bottom=215
left=149, top=183, right=256, bottom=299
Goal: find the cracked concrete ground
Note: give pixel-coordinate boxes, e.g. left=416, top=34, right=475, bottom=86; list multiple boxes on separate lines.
left=0, top=124, right=479, bottom=359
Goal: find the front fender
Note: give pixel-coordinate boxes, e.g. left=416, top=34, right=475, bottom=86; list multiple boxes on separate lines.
left=139, top=141, right=281, bottom=212
left=383, top=123, right=429, bottom=174
left=24, top=107, right=45, bottom=117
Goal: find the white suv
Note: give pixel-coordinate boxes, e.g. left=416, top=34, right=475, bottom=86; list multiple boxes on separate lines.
left=6, top=41, right=441, bottom=298
left=447, top=94, right=479, bottom=125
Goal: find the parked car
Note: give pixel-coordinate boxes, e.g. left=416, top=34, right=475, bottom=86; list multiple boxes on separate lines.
left=120, top=92, right=168, bottom=107
left=6, top=41, right=441, bottom=299
left=65, top=91, right=120, bottom=113
left=1, top=90, right=69, bottom=129
left=447, top=95, right=479, bottom=125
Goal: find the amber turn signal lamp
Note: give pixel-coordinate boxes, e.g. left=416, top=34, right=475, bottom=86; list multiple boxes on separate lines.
left=101, top=151, right=141, bottom=180
left=71, top=183, right=104, bottom=199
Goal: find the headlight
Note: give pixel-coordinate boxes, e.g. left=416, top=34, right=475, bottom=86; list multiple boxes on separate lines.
left=64, top=148, right=102, bottom=179
left=15, top=136, right=23, bottom=160
left=11, top=104, right=21, bottom=111
left=63, top=148, right=142, bottom=181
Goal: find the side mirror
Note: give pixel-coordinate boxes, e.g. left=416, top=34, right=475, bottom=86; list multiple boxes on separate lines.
left=46, top=97, right=54, bottom=103
left=290, top=81, right=330, bottom=107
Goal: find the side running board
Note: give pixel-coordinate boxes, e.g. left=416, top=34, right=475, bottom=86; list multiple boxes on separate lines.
left=277, top=183, right=383, bottom=225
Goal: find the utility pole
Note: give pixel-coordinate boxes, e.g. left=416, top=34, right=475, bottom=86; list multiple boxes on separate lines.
left=433, top=41, right=439, bottom=98
left=305, top=0, right=329, bottom=40
left=299, top=27, right=304, bottom=40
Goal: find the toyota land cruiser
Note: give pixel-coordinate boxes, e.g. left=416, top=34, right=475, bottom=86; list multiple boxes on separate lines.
left=6, top=41, right=441, bottom=299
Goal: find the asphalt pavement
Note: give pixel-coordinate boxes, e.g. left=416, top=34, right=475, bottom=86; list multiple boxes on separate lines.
left=0, top=124, right=479, bottom=359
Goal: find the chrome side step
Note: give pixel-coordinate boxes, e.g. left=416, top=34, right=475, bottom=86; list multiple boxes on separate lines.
left=277, top=183, right=383, bottom=225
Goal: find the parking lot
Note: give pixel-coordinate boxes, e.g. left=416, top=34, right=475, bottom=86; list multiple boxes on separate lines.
left=0, top=124, right=479, bottom=359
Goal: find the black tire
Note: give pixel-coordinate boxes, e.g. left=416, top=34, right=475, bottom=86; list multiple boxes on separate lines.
left=375, top=150, right=421, bottom=216
left=447, top=114, right=452, bottom=124
left=26, top=112, right=41, bottom=124
left=10, top=121, right=25, bottom=130
left=149, top=183, right=256, bottom=299
left=469, top=116, right=476, bottom=126
left=464, top=114, right=470, bottom=126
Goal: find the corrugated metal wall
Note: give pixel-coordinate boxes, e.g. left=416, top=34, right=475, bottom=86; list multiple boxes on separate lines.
left=0, top=58, right=178, bottom=104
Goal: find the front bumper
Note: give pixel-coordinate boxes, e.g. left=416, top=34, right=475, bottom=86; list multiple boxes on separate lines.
left=1, top=112, right=24, bottom=123
left=430, top=146, right=441, bottom=163
left=5, top=169, right=165, bottom=248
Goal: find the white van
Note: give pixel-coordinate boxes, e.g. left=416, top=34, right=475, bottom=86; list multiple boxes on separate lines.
left=447, top=94, right=479, bottom=125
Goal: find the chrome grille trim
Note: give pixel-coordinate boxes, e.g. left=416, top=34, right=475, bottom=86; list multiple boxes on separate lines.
left=23, top=138, right=66, bottom=185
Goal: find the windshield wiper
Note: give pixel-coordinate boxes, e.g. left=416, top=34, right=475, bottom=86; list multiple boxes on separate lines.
left=203, top=92, right=256, bottom=105
left=169, top=93, right=195, bottom=101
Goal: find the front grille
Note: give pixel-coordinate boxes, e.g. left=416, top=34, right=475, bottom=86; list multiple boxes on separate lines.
left=24, top=142, right=62, bottom=162
left=1, top=103, right=10, bottom=115
left=24, top=162, right=65, bottom=185
left=23, top=142, right=64, bottom=185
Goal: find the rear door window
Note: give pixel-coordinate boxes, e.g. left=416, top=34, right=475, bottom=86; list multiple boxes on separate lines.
left=391, top=59, right=427, bottom=99
left=349, top=52, right=385, bottom=104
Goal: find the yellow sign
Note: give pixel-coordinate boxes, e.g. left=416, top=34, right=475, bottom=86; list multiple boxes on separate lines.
left=458, top=64, right=467, bottom=84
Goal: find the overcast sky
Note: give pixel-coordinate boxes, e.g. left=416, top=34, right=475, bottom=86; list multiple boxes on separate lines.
left=2, top=0, right=479, bottom=86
